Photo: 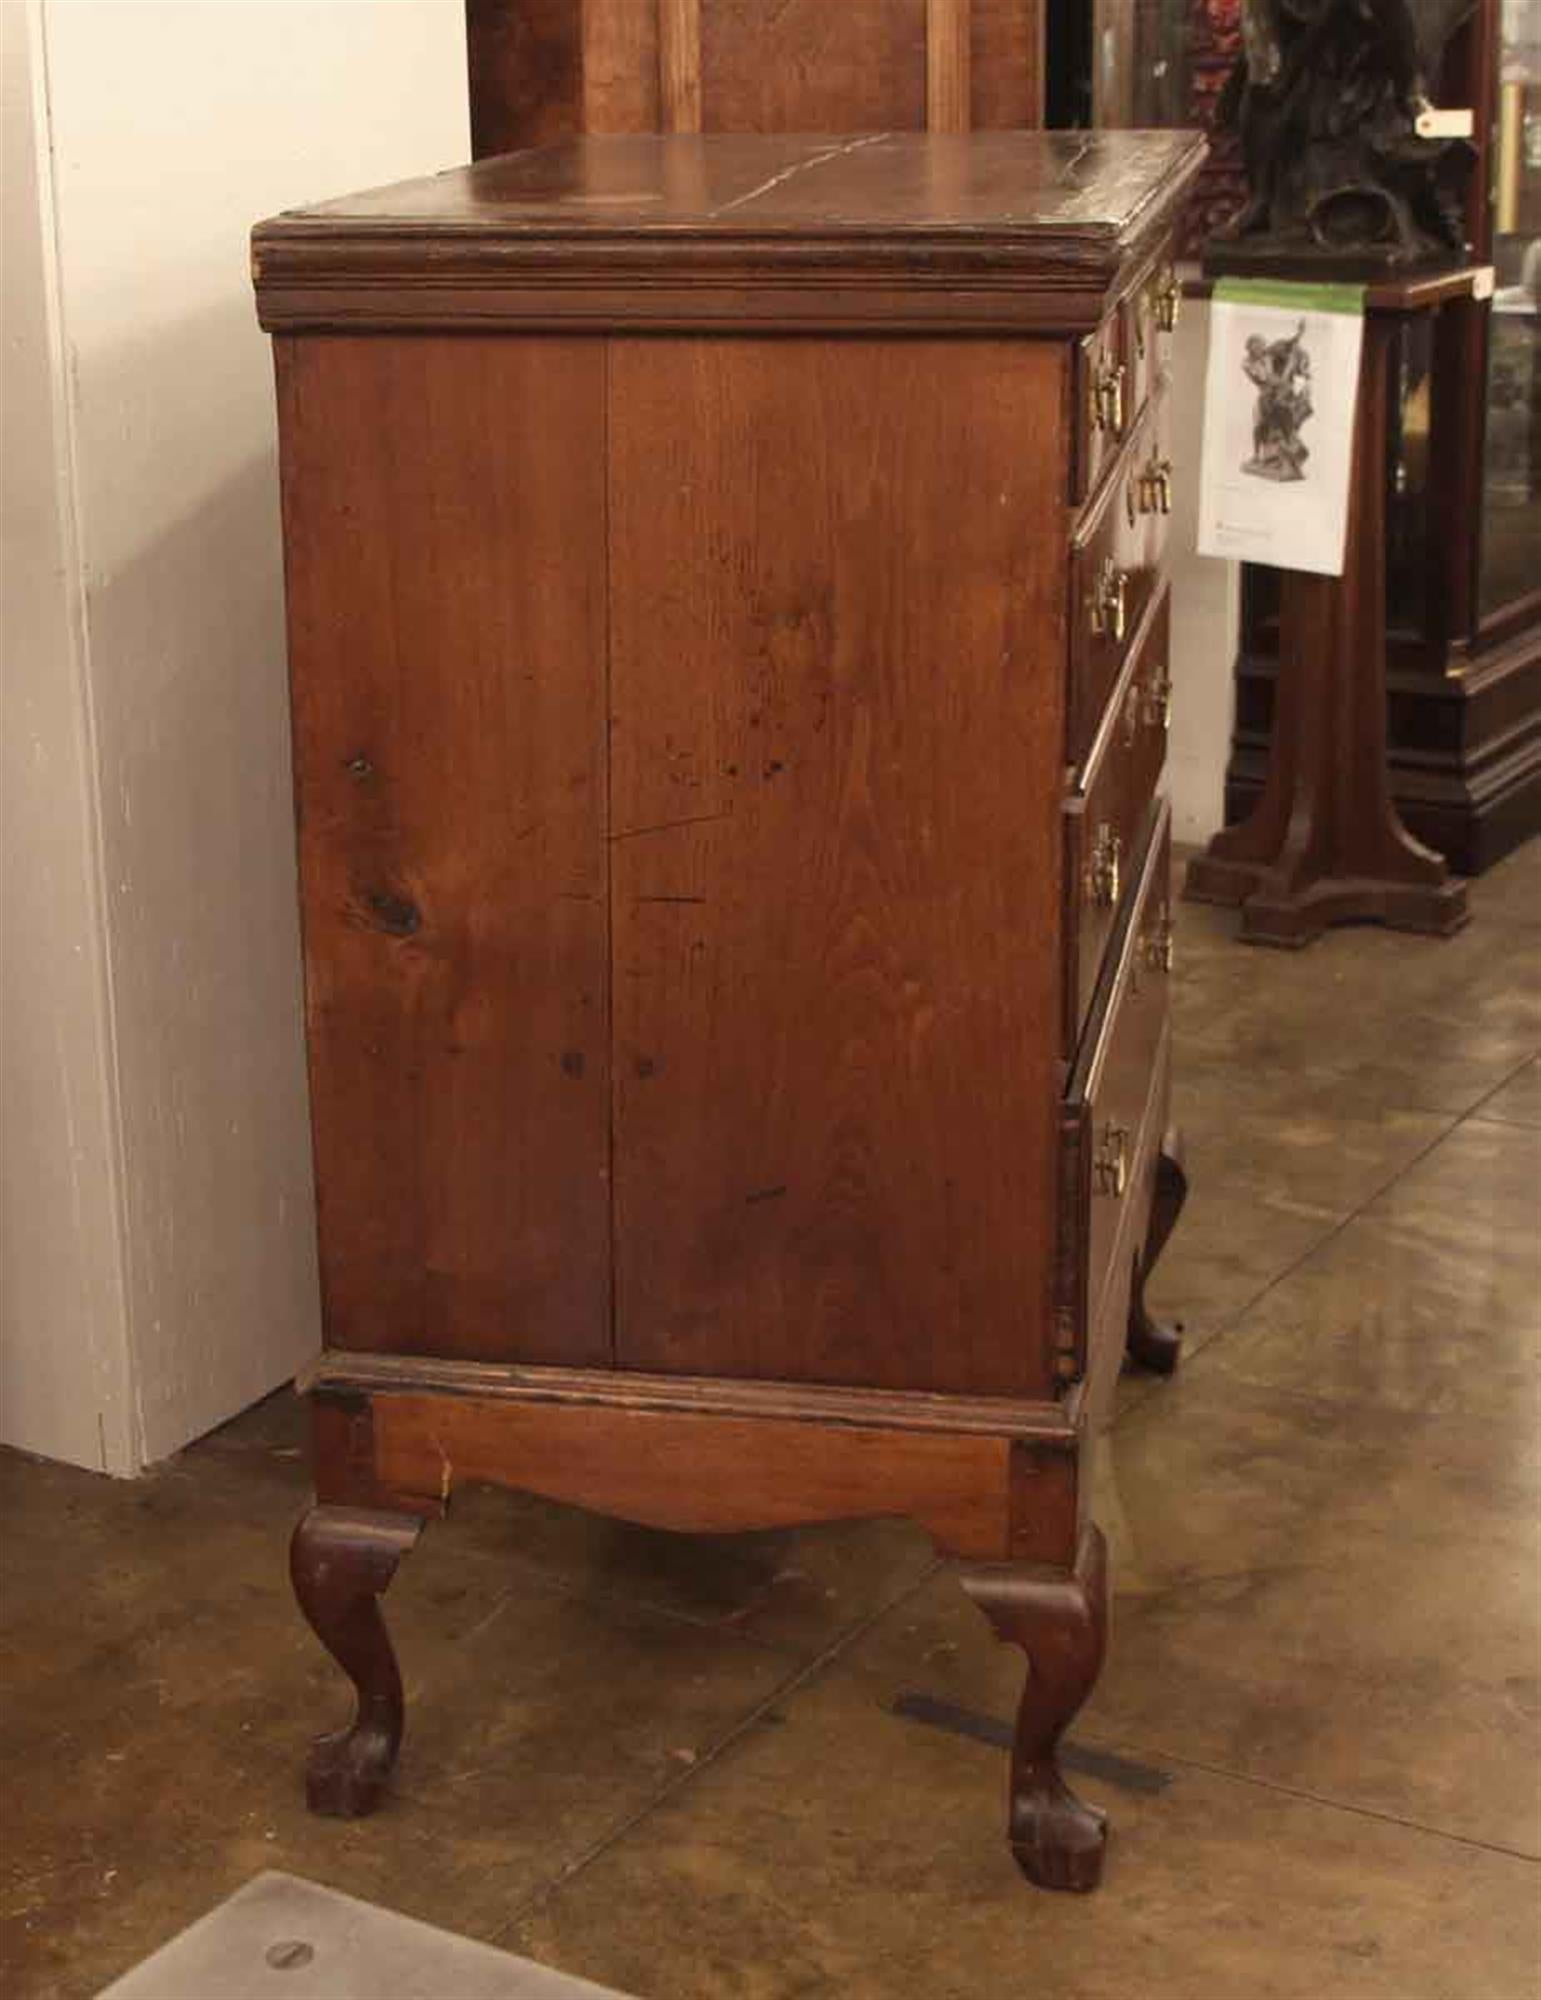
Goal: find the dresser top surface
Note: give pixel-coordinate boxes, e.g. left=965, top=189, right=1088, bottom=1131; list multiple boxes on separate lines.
left=252, top=132, right=1205, bottom=336
left=261, top=132, right=1203, bottom=243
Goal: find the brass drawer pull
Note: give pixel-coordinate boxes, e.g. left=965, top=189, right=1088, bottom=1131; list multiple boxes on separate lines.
left=1137, top=455, right=1174, bottom=517
left=1087, top=824, right=1123, bottom=909
left=1094, top=1122, right=1130, bottom=1198
left=1142, top=914, right=1174, bottom=974
left=1153, top=266, right=1182, bottom=334
left=1089, top=359, right=1126, bottom=438
left=1090, top=557, right=1129, bottom=644
left=1143, top=667, right=1173, bottom=731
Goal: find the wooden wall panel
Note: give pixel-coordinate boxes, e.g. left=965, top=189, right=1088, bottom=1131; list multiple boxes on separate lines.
left=606, top=336, right=1068, bottom=1398
left=466, top=0, right=1043, bottom=155
left=698, top=0, right=927, bottom=134
left=582, top=0, right=662, bottom=134
left=274, top=336, right=611, bottom=1366
left=466, top=0, right=584, bottom=158
left=972, top=0, right=1042, bottom=127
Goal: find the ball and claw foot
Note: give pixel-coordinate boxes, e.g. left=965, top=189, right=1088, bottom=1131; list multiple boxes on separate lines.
left=962, top=1525, right=1111, bottom=1894
left=1010, top=1771, right=1108, bottom=1894
left=305, top=1706, right=401, bottom=1818
left=290, top=1503, right=424, bottom=1819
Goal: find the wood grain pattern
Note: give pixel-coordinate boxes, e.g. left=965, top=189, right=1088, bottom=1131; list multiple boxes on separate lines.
left=358, top=1389, right=1080, bottom=1561
left=605, top=336, right=1067, bottom=1397
left=274, top=335, right=611, bottom=1364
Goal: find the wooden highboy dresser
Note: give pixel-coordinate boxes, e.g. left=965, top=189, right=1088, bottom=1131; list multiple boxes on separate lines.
left=253, top=129, right=1204, bottom=1893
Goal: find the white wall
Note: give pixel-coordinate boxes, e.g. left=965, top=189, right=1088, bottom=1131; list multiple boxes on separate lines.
left=2, top=0, right=136, bottom=1471
left=2, top=0, right=468, bottom=1471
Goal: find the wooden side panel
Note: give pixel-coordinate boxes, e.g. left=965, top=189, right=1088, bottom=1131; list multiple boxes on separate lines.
left=275, top=336, right=611, bottom=1365
left=699, top=0, right=927, bottom=133
left=607, top=337, right=1068, bottom=1398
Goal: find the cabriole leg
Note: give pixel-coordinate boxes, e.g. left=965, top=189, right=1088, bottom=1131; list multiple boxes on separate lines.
left=1126, top=1130, right=1188, bottom=1375
left=961, top=1525, right=1110, bottom=1892
left=290, top=1503, right=424, bottom=1817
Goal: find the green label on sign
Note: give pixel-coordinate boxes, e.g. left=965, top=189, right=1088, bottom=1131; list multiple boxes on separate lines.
left=1213, top=278, right=1366, bottom=315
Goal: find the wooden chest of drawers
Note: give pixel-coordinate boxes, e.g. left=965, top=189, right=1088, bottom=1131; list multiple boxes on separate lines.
left=253, top=129, right=1204, bottom=1893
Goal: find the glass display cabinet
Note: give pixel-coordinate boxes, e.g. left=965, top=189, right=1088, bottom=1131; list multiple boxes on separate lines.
left=1056, top=0, right=1541, bottom=872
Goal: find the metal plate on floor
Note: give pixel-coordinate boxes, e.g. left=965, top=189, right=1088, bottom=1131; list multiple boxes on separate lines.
left=95, top=1872, right=630, bottom=2000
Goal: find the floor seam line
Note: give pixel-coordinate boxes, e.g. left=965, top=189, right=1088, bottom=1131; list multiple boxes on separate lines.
left=1085, top=1732, right=1541, bottom=1863
left=487, top=1557, right=946, bottom=1943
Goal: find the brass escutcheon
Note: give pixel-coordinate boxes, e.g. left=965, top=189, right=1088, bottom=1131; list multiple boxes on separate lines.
left=1094, top=1122, right=1130, bottom=1198
left=1087, top=823, right=1123, bottom=909
left=1090, top=557, right=1129, bottom=644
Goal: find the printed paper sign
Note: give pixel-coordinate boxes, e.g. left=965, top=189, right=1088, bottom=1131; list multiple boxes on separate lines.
left=1197, top=279, right=1366, bottom=577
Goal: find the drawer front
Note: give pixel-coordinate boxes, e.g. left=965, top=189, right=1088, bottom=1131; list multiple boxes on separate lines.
left=1063, top=585, right=1171, bottom=1058
left=1072, top=308, right=1128, bottom=506
left=1068, top=385, right=1167, bottom=765
left=1123, top=252, right=1181, bottom=434
left=1055, top=801, right=1172, bottom=1383
left=1120, top=378, right=1176, bottom=584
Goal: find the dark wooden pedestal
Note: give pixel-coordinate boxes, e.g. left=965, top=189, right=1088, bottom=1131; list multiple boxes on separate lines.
left=1185, top=281, right=1472, bottom=948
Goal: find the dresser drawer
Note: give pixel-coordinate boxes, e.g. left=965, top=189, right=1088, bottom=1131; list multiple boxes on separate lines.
left=1123, top=253, right=1181, bottom=435
left=1054, top=801, right=1173, bottom=1385
left=1118, top=378, right=1176, bottom=584
left=1062, top=585, right=1171, bottom=1058
left=1071, top=308, right=1128, bottom=507
left=1068, top=386, right=1167, bottom=765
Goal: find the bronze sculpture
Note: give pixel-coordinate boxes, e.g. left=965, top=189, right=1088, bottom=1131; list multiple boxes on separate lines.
left=1213, top=0, right=1478, bottom=268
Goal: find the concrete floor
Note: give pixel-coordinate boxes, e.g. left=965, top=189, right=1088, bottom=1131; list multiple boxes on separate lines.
left=3, top=842, right=1538, bottom=2000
